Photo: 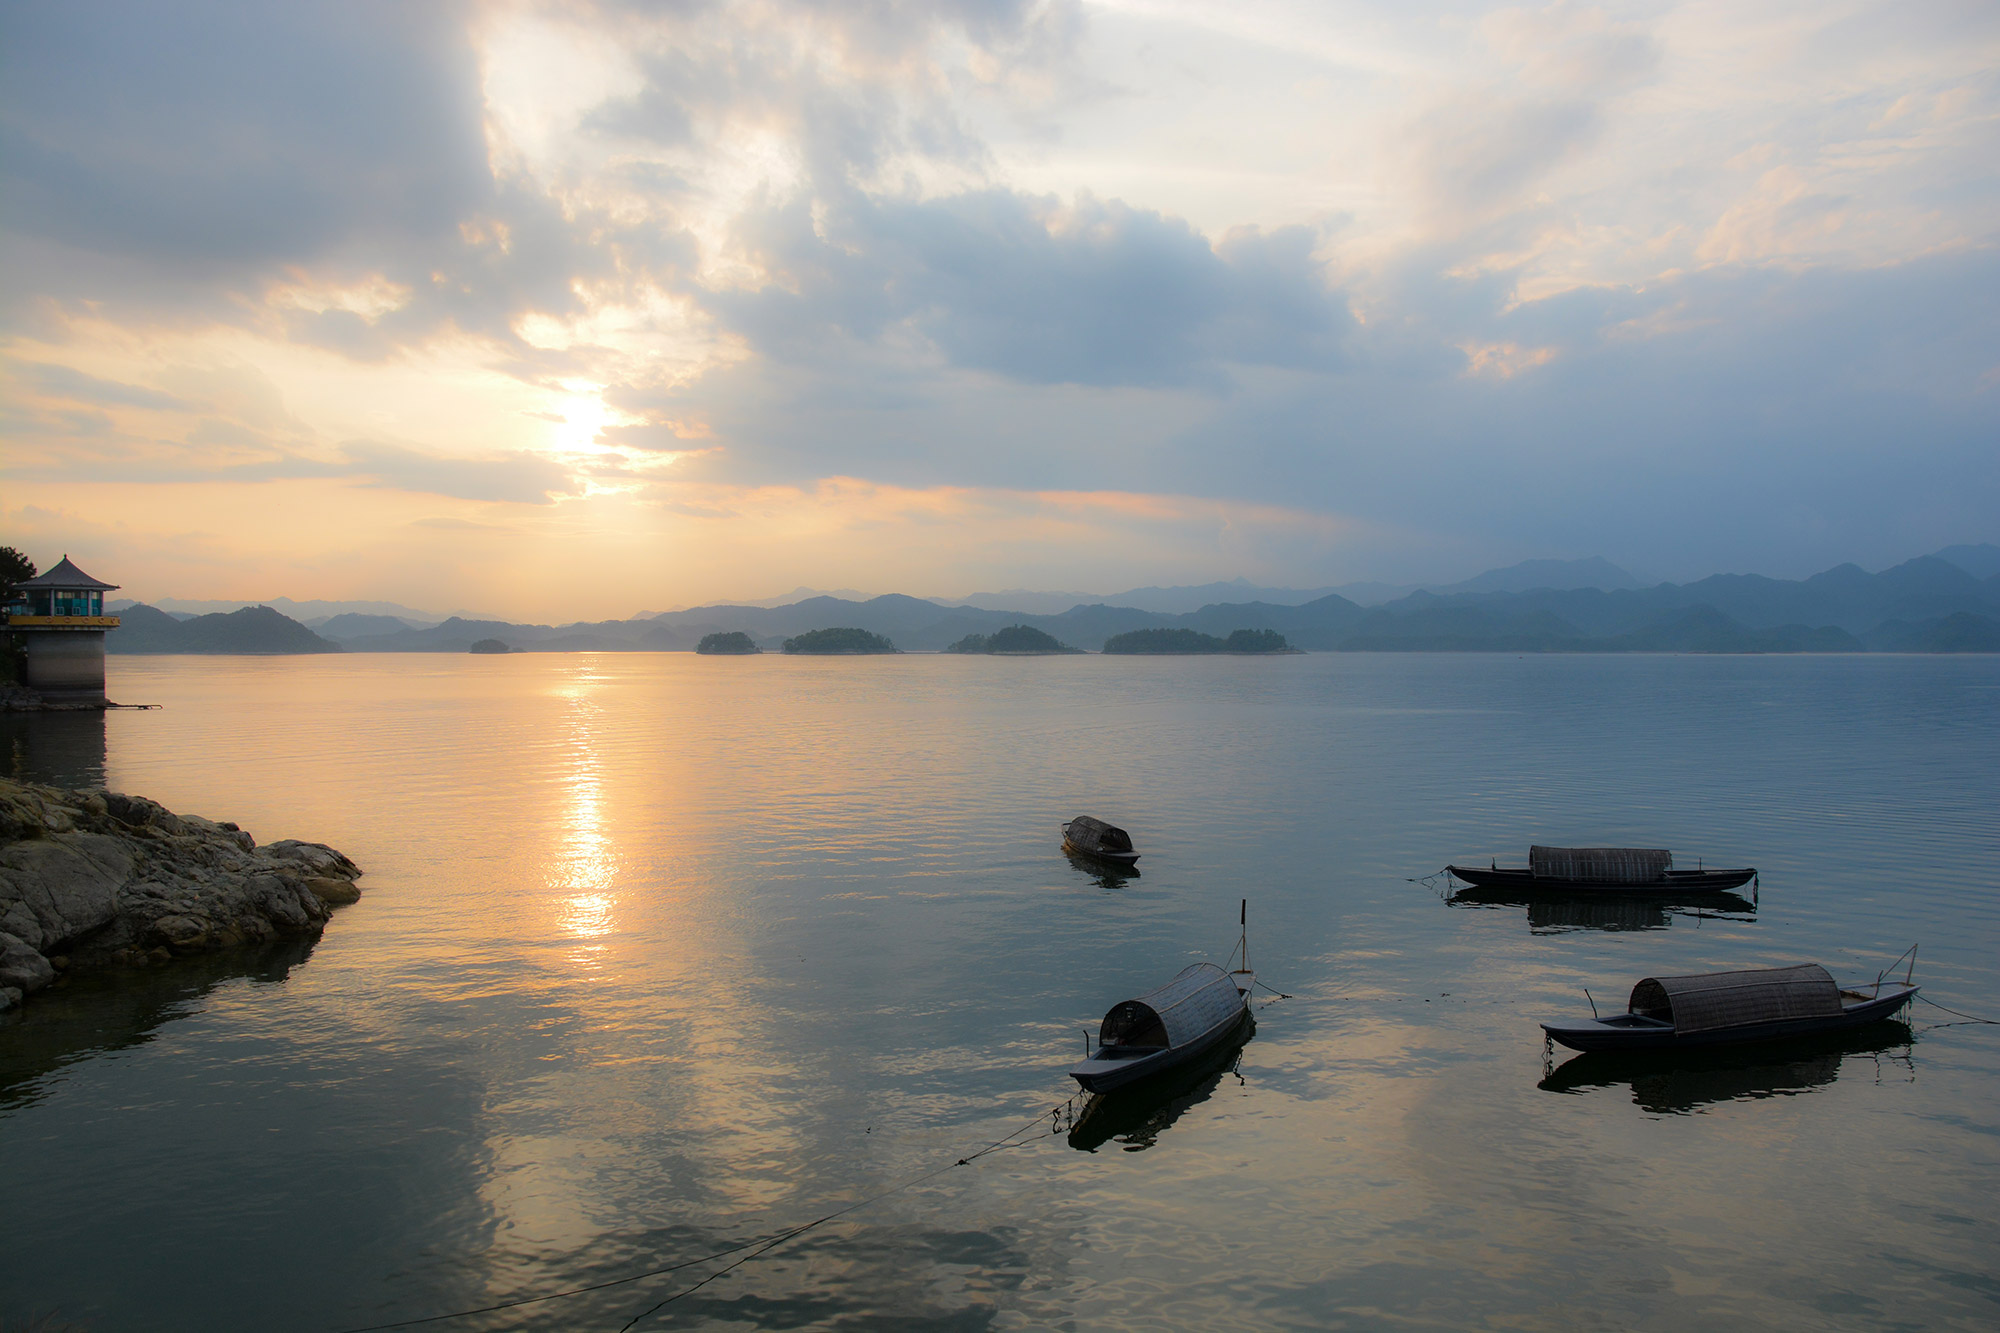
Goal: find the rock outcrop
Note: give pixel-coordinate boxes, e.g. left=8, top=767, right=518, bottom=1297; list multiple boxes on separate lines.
left=0, top=778, right=362, bottom=1011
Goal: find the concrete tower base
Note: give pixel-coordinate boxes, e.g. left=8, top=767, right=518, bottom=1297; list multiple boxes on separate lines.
left=24, top=631, right=108, bottom=704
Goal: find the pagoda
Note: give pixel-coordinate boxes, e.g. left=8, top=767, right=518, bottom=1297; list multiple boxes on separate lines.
left=4, top=555, right=121, bottom=704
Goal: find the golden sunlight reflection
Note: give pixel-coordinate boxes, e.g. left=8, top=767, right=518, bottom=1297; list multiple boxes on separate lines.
left=551, top=690, right=619, bottom=952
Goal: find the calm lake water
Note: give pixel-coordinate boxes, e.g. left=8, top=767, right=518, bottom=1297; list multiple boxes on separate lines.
left=3, top=653, right=1997, bottom=1332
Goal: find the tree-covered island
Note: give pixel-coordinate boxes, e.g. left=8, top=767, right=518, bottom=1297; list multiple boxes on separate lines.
left=1101, top=627, right=1298, bottom=654
left=781, top=627, right=898, bottom=654
left=696, top=631, right=761, bottom=654
left=945, top=625, right=1083, bottom=654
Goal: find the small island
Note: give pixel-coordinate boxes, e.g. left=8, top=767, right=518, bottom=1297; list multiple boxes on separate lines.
left=1101, top=627, right=1298, bottom=654
left=468, top=638, right=513, bottom=654
left=782, top=627, right=898, bottom=654
left=945, top=625, right=1082, bottom=655
left=696, top=631, right=761, bottom=654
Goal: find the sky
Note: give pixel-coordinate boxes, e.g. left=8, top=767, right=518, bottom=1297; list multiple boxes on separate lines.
left=2, top=0, right=1996, bottom=621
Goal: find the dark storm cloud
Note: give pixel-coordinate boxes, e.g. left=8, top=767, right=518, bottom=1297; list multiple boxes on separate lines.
left=707, top=189, right=1351, bottom=388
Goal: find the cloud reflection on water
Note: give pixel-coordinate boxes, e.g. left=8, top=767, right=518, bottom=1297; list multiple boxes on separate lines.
left=3, top=654, right=1995, bottom=1332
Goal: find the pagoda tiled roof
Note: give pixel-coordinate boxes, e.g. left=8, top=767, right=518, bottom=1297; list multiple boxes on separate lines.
left=13, top=555, right=119, bottom=591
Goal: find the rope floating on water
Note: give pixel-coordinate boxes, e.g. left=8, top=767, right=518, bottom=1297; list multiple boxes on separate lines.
left=1915, top=994, right=2000, bottom=1026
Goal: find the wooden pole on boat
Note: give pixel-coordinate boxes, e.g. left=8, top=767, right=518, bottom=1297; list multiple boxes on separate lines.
left=1240, top=898, right=1248, bottom=974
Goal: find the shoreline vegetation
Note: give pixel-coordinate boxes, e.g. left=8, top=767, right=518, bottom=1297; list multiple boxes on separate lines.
left=946, top=625, right=1082, bottom=654
left=696, top=631, right=760, bottom=654
left=0, top=778, right=364, bottom=1013
left=1102, top=628, right=1297, bottom=654
left=783, top=627, right=898, bottom=654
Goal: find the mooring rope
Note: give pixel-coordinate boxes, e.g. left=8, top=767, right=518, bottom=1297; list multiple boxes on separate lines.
left=328, top=1086, right=1088, bottom=1333
left=1915, top=994, right=2000, bottom=1027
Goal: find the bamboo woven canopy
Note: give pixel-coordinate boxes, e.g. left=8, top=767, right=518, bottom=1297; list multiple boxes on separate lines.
left=1066, top=816, right=1135, bottom=854
left=1530, top=845, right=1672, bottom=883
left=1629, top=964, right=1845, bottom=1034
left=1098, top=963, right=1244, bottom=1050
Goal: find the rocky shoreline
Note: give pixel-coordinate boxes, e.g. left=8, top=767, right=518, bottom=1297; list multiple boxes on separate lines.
left=0, top=778, right=363, bottom=1011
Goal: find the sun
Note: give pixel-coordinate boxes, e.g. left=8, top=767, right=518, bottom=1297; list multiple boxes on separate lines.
left=548, top=384, right=616, bottom=455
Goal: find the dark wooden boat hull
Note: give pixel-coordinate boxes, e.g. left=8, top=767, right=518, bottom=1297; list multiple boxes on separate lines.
left=1448, top=865, right=1756, bottom=894
left=1538, top=1021, right=1913, bottom=1108
left=1447, top=884, right=1756, bottom=931
left=1063, top=835, right=1139, bottom=866
left=1542, top=985, right=1917, bottom=1053
left=1068, top=1014, right=1255, bottom=1151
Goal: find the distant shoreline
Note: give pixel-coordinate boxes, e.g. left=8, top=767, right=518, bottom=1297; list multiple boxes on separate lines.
left=97, top=553, right=1998, bottom=655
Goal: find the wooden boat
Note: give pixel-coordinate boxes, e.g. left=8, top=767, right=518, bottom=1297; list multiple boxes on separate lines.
left=1069, top=961, right=1254, bottom=1093
left=1538, top=1021, right=1912, bottom=1111
left=1067, top=1010, right=1254, bottom=1151
left=1062, top=815, right=1139, bottom=866
left=1541, top=961, right=1918, bottom=1053
left=1448, top=845, right=1755, bottom=894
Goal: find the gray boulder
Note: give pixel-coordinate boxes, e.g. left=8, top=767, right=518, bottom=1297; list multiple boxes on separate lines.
left=0, top=778, right=365, bottom=1010
left=0, top=930, right=55, bottom=994
left=0, top=833, right=134, bottom=951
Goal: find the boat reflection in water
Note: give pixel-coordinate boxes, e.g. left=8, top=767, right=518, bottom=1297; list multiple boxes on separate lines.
left=1539, top=1020, right=1914, bottom=1114
left=1067, top=1010, right=1254, bottom=1152
left=1448, top=884, right=1756, bottom=933
left=1064, top=850, right=1140, bottom=888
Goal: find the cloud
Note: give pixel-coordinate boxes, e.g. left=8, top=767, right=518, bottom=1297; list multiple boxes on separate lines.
left=338, top=441, right=577, bottom=505
left=2, top=0, right=1995, bottom=602
left=12, top=362, right=200, bottom=412
left=709, top=188, right=1351, bottom=387
left=0, top=1, right=488, bottom=270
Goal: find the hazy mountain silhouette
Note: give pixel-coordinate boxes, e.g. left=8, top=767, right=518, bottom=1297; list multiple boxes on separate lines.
left=950, top=558, right=1638, bottom=614
left=102, top=547, right=1999, bottom=654
left=109, top=604, right=341, bottom=654
left=315, top=613, right=428, bottom=639
left=109, top=595, right=465, bottom=624
left=1933, top=543, right=2000, bottom=579
left=1429, top=556, right=1642, bottom=595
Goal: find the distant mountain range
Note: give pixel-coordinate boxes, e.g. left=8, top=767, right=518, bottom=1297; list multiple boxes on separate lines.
left=610, top=556, right=1652, bottom=621
left=99, top=546, right=2000, bottom=655
left=104, top=594, right=490, bottom=627
left=944, top=557, right=1645, bottom=614
left=108, top=605, right=341, bottom=654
